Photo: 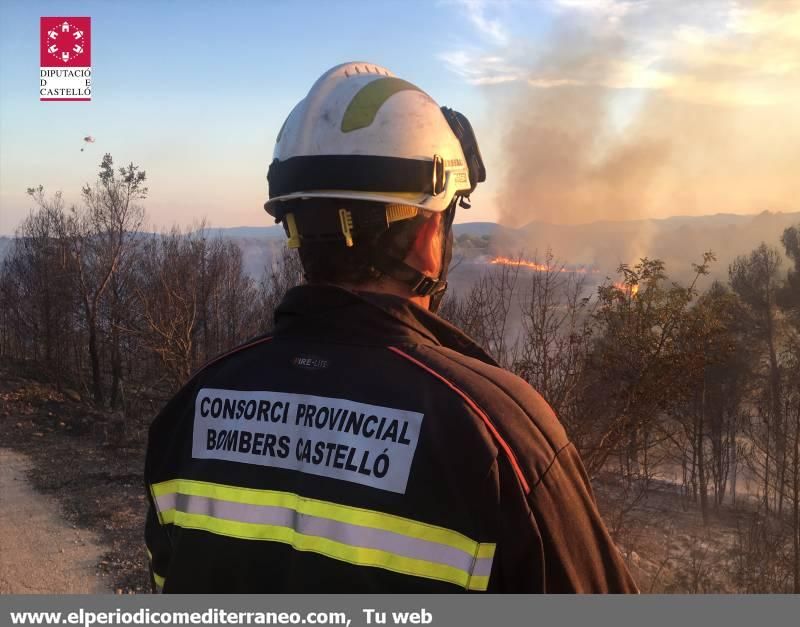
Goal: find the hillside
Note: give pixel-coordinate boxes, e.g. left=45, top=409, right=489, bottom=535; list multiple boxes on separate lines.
left=498, top=210, right=800, bottom=280
left=3, top=211, right=798, bottom=282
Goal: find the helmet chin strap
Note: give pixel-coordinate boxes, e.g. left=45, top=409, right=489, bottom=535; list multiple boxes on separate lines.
left=369, top=200, right=457, bottom=313
left=429, top=200, right=456, bottom=313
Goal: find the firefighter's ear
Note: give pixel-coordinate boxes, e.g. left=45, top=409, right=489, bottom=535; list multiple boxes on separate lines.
left=405, top=213, right=443, bottom=277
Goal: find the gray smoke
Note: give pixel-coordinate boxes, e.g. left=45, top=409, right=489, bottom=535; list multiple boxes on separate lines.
left=497, top=0, right=800, bottom=252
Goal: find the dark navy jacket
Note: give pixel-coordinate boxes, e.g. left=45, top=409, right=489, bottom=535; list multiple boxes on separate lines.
left=144, top=285, right=637, bottom=593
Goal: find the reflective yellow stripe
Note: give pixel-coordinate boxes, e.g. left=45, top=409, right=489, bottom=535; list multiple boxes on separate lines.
left=476, top=543, right=495, bottom=559
left=467, top=575, right=490, bottom=591
left=161, top=510, right=475, bottom=588
left=145, top=547, right=166, bottom=591
left=151, top=479, right=495, bottom=591
left=152, top=479, right=486, bottom=556
left=152, top=571, right=165, bottom=590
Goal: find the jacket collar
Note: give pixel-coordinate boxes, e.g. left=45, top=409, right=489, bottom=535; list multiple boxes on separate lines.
left=274, top=284, right=497, bottom=366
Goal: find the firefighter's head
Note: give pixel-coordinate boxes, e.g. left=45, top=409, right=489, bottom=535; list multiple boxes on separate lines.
left=264, top=62, right=485, bottom=312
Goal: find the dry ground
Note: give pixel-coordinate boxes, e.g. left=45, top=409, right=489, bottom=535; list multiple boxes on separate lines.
left=0, top=448, right=109, bottom=593
left=0, top=364, right=151, bottom=594
left=594, top=475, right=758, bottom=592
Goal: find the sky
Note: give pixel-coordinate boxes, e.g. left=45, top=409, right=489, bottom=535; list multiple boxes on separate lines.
left=1, top=0, right=798, bottom=235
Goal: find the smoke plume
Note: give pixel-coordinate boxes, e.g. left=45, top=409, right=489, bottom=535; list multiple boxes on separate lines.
left=497, top=0, right=800, bottom=236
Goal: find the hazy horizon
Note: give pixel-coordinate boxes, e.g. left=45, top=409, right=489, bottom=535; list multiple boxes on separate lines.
left=3, top=207, right=800, bottom=239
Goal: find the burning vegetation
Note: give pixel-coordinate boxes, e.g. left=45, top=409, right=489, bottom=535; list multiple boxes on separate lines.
left=489, top=255, right=598, bottom=274
left=612, top=281, right=640, bottom=297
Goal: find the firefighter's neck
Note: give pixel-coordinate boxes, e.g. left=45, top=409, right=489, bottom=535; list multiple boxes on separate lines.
left=341, top=214, right=442, bottom=309
left=345, top=276, right=432, bottom=309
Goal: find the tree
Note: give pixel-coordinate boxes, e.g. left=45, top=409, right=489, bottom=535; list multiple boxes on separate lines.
left=577, top=255, right=715, bottom=534
left=58, top=154, right=146, bottom=404
left=777, top=224, right=800, bottom=592
left=440, top=258, right=522, bottom=368
left=512, top=250, right=593, bottom=443
left=778, top=225, right=800, bottom=317
left=134, top=229, right=203, bottom=387
left=258, top=245, right=304, bottom=328
left=730, top=244, right=785, bottom=513
left=675, top=281, right=742, bottom=522
left=130, top=228, right=268, bottom=390
left=1, top=191, right=75, bottom=378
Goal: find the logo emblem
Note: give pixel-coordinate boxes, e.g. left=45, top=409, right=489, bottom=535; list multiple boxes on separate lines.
left=291, top=355, right=330, bottom=371
left=43, top=19, right=89, bottom=65
left=40, top=17, right=92, bottom=102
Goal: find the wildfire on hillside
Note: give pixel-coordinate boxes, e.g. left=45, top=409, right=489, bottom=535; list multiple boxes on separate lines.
left=489, top=256, right=599, bottom=274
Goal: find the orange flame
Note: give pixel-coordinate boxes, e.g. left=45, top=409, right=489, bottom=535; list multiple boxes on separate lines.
left=489, top=256, right=598, bottom=274
left=613, top=282, right=640, bottom=296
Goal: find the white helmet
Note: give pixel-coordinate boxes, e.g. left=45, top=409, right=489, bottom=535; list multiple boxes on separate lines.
left=265, top=62, right=485, bottom=217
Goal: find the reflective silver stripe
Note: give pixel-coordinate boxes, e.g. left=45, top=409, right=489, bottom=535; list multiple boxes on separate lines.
left=155, top=492, right=493, bottom=580
left=472, top=555, right=493, bottom=578
left=155, top=492, right=177, bottom=513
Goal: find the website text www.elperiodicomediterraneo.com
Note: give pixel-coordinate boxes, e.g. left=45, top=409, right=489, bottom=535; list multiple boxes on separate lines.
left=8, top=607, right=435, bottom=626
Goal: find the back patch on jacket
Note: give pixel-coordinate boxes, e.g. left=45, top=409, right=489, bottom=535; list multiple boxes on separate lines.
left=192, top=388, right=424, bottom=494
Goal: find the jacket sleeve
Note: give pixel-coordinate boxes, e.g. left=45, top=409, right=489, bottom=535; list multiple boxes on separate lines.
left=417, top=346, right=638, bottom=593
left=144, top=379, right=194, bottom=594
left=523, top=442, right=638, bottom=593
left=145, top=500, right=170, bottom=593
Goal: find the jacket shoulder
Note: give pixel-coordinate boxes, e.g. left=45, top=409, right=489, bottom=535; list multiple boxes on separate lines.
left=147, top=334, right=274, bottom=434
left=395, top=345, right=638, bottom=592
left=391, top=344, right=570, bottom=493
left=191, top=333, right=274, bottom=380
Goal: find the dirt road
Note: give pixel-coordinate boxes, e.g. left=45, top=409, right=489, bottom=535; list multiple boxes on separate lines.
left=0, top=448, right=110, bottom=593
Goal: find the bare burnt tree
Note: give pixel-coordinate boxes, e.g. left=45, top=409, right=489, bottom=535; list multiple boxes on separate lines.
left=730, top=244, right=785, bottom=513
left=193, top=228, right=224, bottom=363
left=105, top=236, right=141, bottom=410
left=511, top=250, right=593, bottom=443
left=1, top=155, right=307, bottom=410
left=698, top=283, right=751, bottom=508
left=440, top=258, right=522, bottom=369
left=187, top=231, right=262, bottom=361
left=667, top=279, right=742, bottom=524
left=212, top=239, right=260, bottom=350
left=783, top=339, right=800, bottom=592
left=127, top=227, right=265, bottom=391
left=62, top=154, right=146, bottom=404
left=732, top=502, right=794, bottom=593
left=777, top=223, right=800, bottom=592
left=0, top=267, right=11, bottom=357
left=778, top=224, right=800, bottom=318
left=0, top=193, right=76, bottom=381
left=257, top=245, right=304, bottom=328
left=133, top=228, right=206, bottom=389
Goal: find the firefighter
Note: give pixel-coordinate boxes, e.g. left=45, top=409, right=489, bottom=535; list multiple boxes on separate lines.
left=144, top=62, right=638, bottom=593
